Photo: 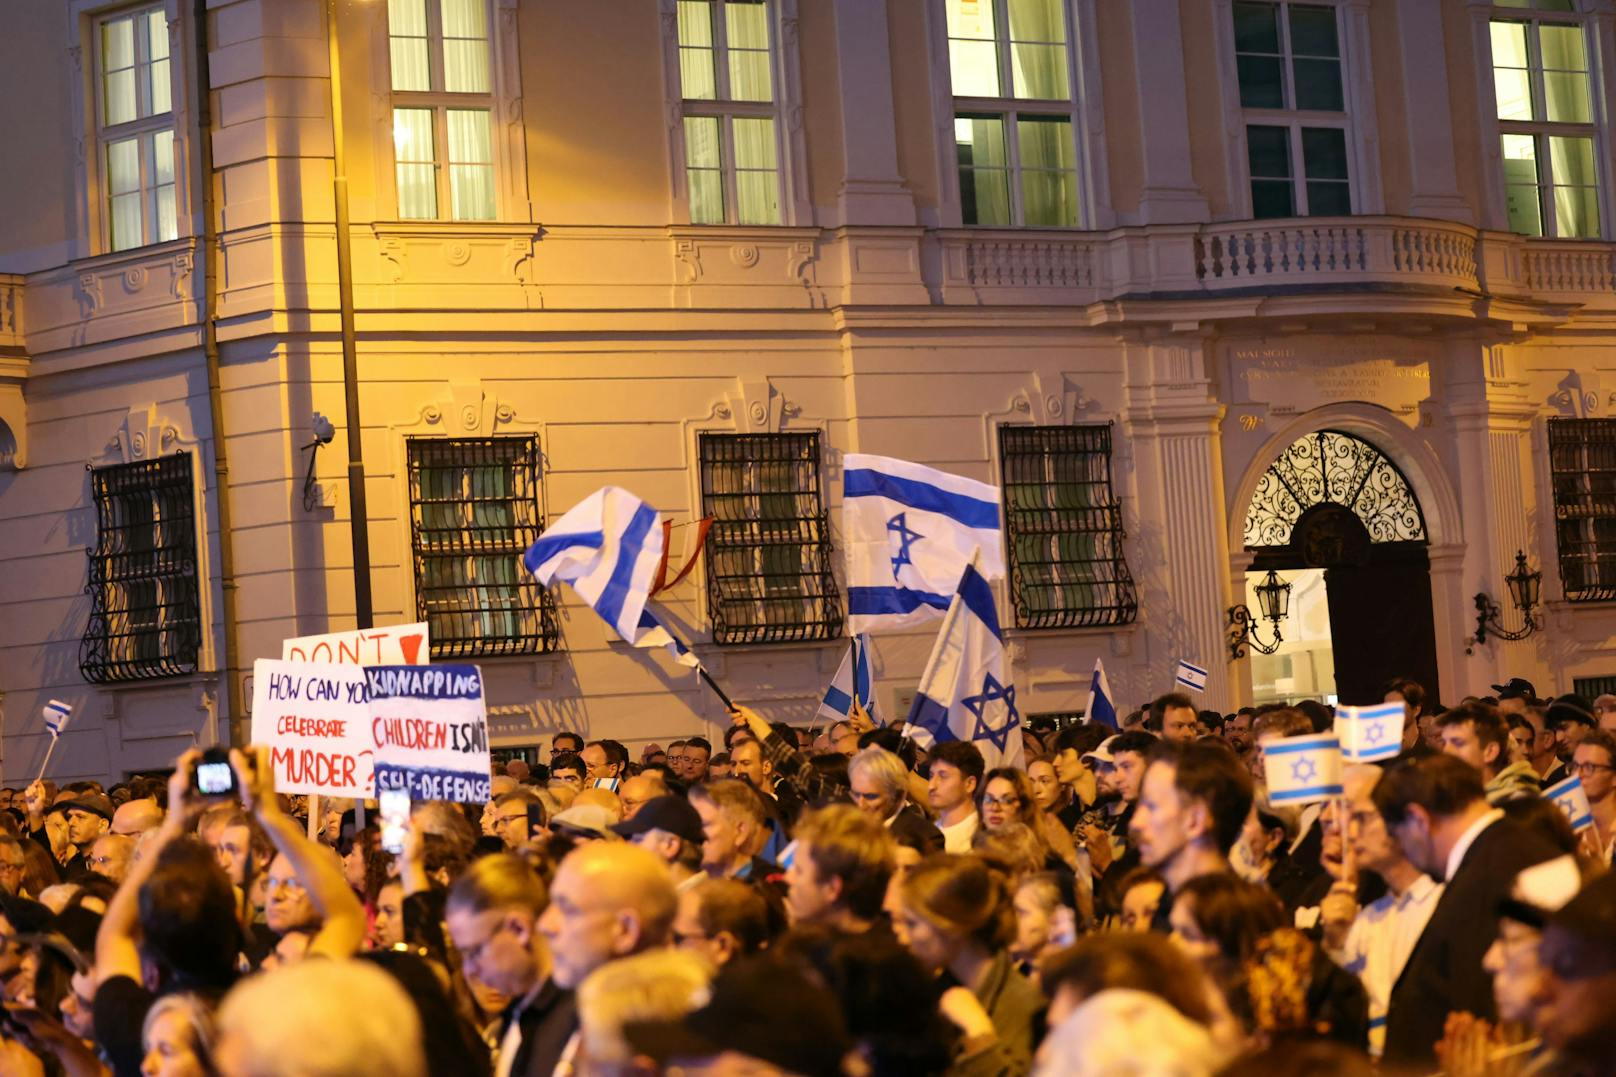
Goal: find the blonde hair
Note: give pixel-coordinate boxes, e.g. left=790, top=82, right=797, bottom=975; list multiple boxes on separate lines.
left=576, top=949, right=715, bottom=1064
left=142, top=993, right=215, bottom=1068
left=216, top=959, right=425, bottom=1077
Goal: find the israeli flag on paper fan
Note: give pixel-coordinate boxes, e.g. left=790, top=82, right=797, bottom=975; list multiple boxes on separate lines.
left=634, top=609, right=702, bottom=669
left=903, top=558, right=1024, bottom=771
left=43, top=700, right=72, bottom=738
left=1546, top=774, right=1595, bottom=832
left=522, top=486, right=665, bottom=643
left=1333, top=702, right=1404, bottom=763
left=1263, top=734, right=1345, bottom=806
left=1175, top=659, right=1209, bottom=693
left=843, top=454, right=1005, bottom=635
left=1086, top=659, right=1118, bottom=730
left=817, top=634, right=878, bottom=726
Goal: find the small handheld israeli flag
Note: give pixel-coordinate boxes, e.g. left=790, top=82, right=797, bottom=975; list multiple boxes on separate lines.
left=1174, top=659, right=1209, bottom=693
left=1545, top=774, right=1595, bottom=832
left=1334, top=702, right=1404, bottom=762
left=843, top=454, right=1005, bottom=635
left=43, top=700, right=73, bottom=738
left=1086, top=658, right=1118, bottom=730
left=523, top=487, right=664, bottom=643
left=1263, top=734, right=1344, bottom=806
left=817, top=634, right=878, bottom=727
left=903, top=554, right=1024, bottom=771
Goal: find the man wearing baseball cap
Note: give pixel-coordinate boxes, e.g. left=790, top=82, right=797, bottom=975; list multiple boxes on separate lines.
left=1545, top=694, right=1598, bottom=773
left=611, top=795, right=705, bottom=893
left=1491, top=677, right=1539, bottom=718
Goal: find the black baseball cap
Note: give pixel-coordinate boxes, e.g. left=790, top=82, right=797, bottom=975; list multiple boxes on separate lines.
left=623, top=955, right=852, bottom=1077
left=609, top=795, right=704, bottom=846
left=1492, top=677, right=1538, bottom=701
left=1546, top=693, right=1597, bottom=730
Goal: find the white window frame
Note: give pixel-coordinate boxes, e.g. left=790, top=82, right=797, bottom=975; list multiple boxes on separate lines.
left=657, top=0, right=810, bottom=227
left=1212, top=0, right=1383, bottom=219
left=69, top=0, right=193, bottom=258
left=925, top=0, right=1111, bottom=229
left=369, top=0, right=531, bottom=224
left=1478, top=1, right=1612, bottom=238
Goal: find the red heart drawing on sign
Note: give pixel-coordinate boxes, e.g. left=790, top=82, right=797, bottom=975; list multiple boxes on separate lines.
left=399, top=634, right=424, bottom=664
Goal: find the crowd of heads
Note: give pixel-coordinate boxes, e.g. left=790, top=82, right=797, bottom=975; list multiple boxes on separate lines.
left=0, top=676, right=1612, bottom=1075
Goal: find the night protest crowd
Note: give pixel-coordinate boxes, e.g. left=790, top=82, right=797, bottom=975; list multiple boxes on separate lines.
left=0, top=679, right=1614, bottom=1076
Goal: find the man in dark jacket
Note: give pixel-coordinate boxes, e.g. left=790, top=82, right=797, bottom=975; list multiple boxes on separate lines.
left=1373, top=753, right=1561, bottom=1066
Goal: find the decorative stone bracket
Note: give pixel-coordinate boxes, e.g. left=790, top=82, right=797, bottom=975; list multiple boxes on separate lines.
left=0, top=356, right=27, bottom=470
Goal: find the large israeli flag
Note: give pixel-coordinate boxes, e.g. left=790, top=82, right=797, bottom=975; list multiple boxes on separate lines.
left=1263, top=734, right=1345, bottom=806
left=843, top=454, right=1005, bottom=634
left=634, top=608, right=702, bottom=670
left=522, top=487, right=665, bottom=643
left=1334, top=702, right=1404, bottom=763
left=903, top=557, right=1024, bottom=771
left=817, top=634, right=878, bottom=726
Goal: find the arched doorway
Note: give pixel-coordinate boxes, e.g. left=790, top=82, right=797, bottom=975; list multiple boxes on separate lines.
left=1241, top=429, right=1439, bottom=705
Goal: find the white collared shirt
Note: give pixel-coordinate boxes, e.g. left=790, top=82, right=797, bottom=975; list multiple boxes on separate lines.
left=1335, top=874, right=1444, bottom=1057
left=1444, top=807, right=1504, bottom=883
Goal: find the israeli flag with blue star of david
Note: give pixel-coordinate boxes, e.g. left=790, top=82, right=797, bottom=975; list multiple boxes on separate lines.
left=1263, top=734, right=1345, bottom=806
left=1333, top=702, right=1405, bottom=763
left=902, top=556, right=1024, bottom=771
left=522, top=486, right=665, bottom=643
left=1545, top=774, right=1595, bottom=832
left=842, top=454, right=1005, bottom=635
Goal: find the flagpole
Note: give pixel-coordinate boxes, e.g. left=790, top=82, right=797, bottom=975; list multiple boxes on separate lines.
left=34, top=737, right=60, bottom=785
left=697, top=666, right=734, bottom=712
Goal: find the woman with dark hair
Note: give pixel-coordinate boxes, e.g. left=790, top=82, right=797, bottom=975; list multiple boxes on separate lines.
left=1171, top=873, right=1286, bottom=974
left=360, top=949, right=492, bottom=1077
left=978, top=768, right=1082, bottom=880
left=896, top=853, right=1045, bottom=1070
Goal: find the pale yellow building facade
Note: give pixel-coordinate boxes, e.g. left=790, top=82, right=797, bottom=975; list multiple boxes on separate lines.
left=1, top=0, right=1614, bottom=780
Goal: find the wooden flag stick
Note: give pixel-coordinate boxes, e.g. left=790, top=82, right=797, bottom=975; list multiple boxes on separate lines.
left=34, top=737, right=60, bottom=785
left=1334, top=795, right=1357, bottom=887
left=308, top=793, right=320, bottom=840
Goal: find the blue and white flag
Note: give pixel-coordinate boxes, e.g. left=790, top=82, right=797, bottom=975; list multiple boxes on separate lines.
left=1175, top=659, right=1209, bottom=693
left=817, top=634, right=878, bottom=726
left=1086, top=658, right=1118, bottom=730
left=902, top=557, right=1024, bottom=771
left=1546, top=774, right=1595, bottom=832
left=522, top=487, right=665, bottom=643
left=43, top=700, right=72, bottom=738
left=1333, top=702, right=1404, bottom=763
left=843, top=454, right=1005, bottom=635
left=1263, top=734, right=1345, bottom=806
left=634, top=608, right=702, bottom=670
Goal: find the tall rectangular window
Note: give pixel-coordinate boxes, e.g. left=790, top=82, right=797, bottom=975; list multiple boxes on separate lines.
left=946, top=0, right=1082, bottom=227
left=97, top=7, right=178, bottom=252
left=1491, top=5, right=1602, bottom=238
left=80, top=454, right=202, bottom=683
left=698, top=433, right=841, bottom=644
left=387, top=0, right=497, bottom=220
left=1548, top=418, right=1616, bottom=602
left=406, top=437, right=560, bottom=658
left=1232, top=1, right=1353, bottom=218
left=999, top=424, right=1137, bottom=629
left=675, top=0, right=783, bottom=225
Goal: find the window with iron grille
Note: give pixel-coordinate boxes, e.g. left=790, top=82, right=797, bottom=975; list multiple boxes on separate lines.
left=1574, top=675, right=1616, bottom=700
left=80, top=453, right=202, bottom=683
left=1548, top=418, right=1616, bottom=601
left=406, top=436, right=559, bottom=658
left=698, top=432, right=841, bottom=645
left=999, top=424, right=1137, bottom=629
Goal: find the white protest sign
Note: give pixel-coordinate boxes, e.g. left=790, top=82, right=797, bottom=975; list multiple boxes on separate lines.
left=282, top=623, right=430, bottom=666
left=366, top=664, right=490, bottom=804
left=249, top=659, right=373, bottom=799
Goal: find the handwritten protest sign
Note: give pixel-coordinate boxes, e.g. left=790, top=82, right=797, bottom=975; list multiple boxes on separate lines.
left=249, top=659, right=373, bottom=799
left=366, top=664, right=490, bottom=804
left=282, top=623, right=430, bottom=666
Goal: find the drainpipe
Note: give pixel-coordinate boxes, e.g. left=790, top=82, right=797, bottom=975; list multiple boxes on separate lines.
left=192, top=0, right=244, bottom=744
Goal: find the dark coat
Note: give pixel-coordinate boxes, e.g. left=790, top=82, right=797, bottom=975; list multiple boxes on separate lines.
left=890, top=803, right=945, bottom=855
left=1381, top=815, right=1561, bottom=1066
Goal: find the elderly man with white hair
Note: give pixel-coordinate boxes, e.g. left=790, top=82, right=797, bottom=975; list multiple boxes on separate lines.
left=847, top=746, right=942, bottom=854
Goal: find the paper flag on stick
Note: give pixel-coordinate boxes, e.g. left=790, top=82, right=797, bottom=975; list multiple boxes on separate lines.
left=1263, top=734, right=1345, bottom=806
left=43, top=700, right=72, bottom=738
left=1546, top=774, right=1595, bottom=832
left=1334, top=702, right=1404, bottom=762
left=1175, top=659, right=1208, bottom=693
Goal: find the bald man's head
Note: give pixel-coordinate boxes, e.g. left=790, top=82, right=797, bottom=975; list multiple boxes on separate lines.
left=88, top=832, right=136, bottom=883
left=536, top=842, right=677, bottom=988
left=111, top=798, right=163, bottom=837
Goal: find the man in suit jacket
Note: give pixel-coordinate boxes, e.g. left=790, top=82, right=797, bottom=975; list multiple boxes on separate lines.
left=1373, top=753, right=1561, bottom=1066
